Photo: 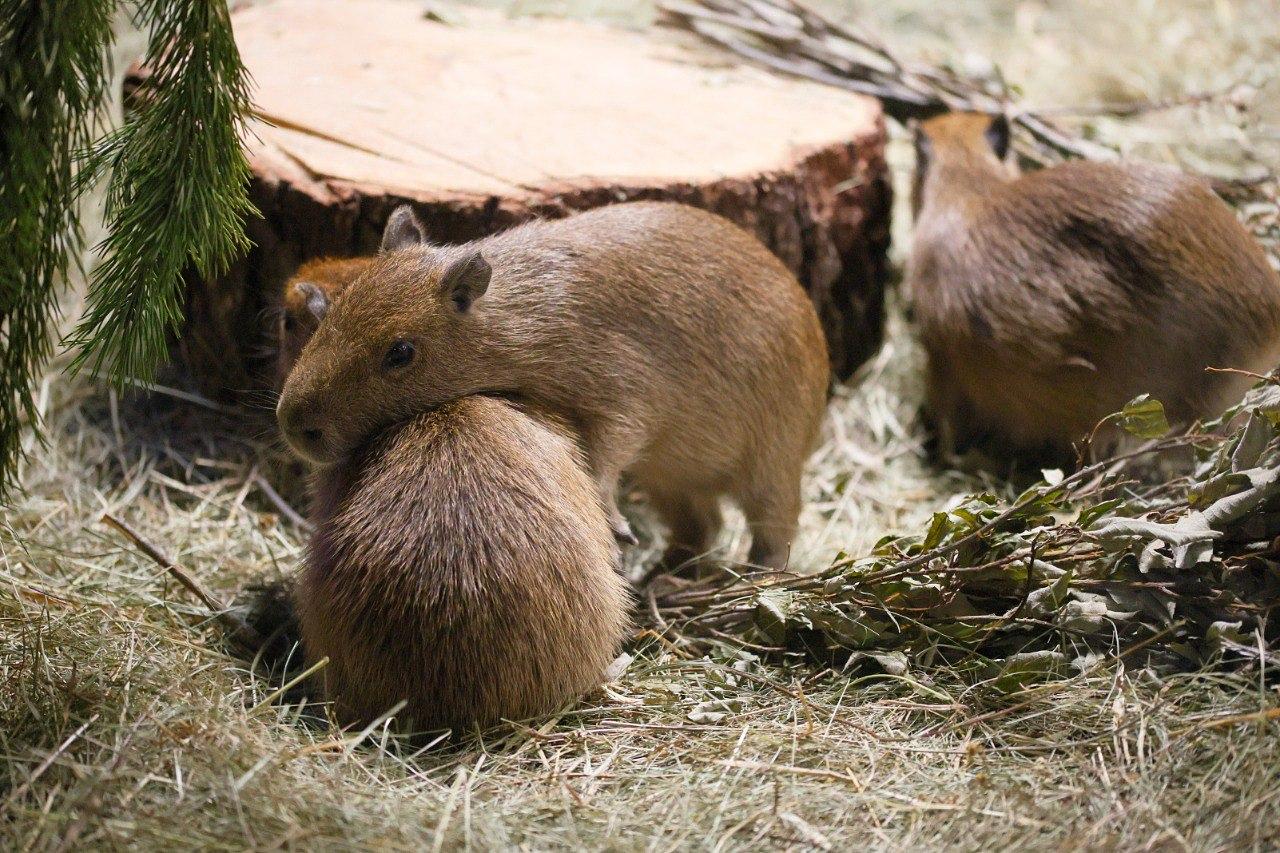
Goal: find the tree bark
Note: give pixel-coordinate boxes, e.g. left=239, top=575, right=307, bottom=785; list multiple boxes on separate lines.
left=174, top=0, right=891, bottom=394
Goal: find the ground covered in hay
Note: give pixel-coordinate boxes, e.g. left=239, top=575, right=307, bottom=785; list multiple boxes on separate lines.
left=3, top=1, right=1280, bottom=849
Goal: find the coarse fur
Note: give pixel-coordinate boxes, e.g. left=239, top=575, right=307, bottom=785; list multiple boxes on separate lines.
left=299, top=395, right=631, bottom=730
left=274, top=257, right=371, bottom=390
left=277, top=202, right=832, bottom=569
left=275, top=260, right=630, bottom=730
left=909, top=112, right=1280, bottom=462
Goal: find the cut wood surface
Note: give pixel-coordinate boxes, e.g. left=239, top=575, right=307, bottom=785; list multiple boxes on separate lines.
left=178, top=0, right=891, bottom=392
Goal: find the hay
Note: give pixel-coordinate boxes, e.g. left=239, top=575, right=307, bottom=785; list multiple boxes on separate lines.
left=4, top=0, right=1280, bottom=848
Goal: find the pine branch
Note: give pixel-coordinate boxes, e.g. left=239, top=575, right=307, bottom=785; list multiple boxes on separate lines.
left=0, top=0, right=114, bottom=497
left=65, top=0, right=254, bottom=384
left=0, top=0, right=255, bottom=499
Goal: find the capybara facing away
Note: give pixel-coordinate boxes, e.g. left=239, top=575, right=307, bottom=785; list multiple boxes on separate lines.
left=298, top=394, right=631, bottom=731
left=276, top=201, right=831, bottom=569
left=910, top=111, right=1280, bottom=462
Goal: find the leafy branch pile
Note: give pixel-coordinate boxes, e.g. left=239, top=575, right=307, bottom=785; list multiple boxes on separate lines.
left=659, top=0, right=1119, bottom=165
left=659, top=0, right=1269, bottom=183
left=656, top=386, right=1280, bottom=687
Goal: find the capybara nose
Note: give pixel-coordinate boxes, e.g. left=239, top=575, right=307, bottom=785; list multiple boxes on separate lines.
left=277, top=398, right=326, bottom=456
left=283, top=418, right=324, bottom=448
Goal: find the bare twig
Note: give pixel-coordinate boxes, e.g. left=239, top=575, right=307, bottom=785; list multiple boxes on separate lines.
left=251, top=470, right=313, bottom=532
left=660, top=0, right=1237, bottom=168
left=102, top=513, right=265, bottom=649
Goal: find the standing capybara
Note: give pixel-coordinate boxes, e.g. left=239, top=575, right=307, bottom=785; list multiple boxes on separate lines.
left=277, top=202, right=831, bottom=568
left=909, top=111, right=1280, bottom=461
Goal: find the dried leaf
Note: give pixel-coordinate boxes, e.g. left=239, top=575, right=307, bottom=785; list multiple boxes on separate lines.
left=1090, top=512, right=1221, bottom=548
left=1231, top=412, right=1273, bottom=471
left=844, top=650, right=909, bottom=675
left=1025, top=569, right=1073, bottom=615
left=753, top=590, right=793, bottom=643
left=1202, top=467, right=1280, bottom=528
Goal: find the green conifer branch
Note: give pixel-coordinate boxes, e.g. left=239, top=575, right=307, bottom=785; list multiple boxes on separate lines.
left=66, top=0, right=254, bottom=383
left=0, top=0, right=254, bottom=499
left=0, top=0, right=114, bottom=496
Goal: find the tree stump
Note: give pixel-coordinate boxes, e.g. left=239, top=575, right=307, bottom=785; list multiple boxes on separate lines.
left=180, top=0, right=891, bottom=394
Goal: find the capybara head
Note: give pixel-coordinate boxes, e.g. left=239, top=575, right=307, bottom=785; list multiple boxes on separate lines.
left=912, top=111, right=1013, bottom=216
left=273, top=257, right=371, bottom=391
left=276, top=206, right=496, bottom=465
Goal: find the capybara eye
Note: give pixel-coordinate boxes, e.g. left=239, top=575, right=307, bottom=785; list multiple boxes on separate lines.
left=283, top=314, right=297, bottom=332
left=383, top=339, right=416, bottom=370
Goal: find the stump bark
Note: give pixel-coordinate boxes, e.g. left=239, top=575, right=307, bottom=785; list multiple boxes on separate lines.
left=179, top=0, right=891, bottom=393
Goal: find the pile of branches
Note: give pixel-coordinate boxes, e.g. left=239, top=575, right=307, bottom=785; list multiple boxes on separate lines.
left=659, top=0, right=1119, bottom=166
left=659, top=0, right=1274, bottom=193
left=656, top=385, right=1280, bottom=686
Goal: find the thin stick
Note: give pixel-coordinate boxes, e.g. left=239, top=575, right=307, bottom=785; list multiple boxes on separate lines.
left=251, top=470, right=313, bottom=531
left=102, top=513, right=265, bottom=649
left=123, top=378, right=240, bottom=415
left=1173, top=704, right=1280, bottom=738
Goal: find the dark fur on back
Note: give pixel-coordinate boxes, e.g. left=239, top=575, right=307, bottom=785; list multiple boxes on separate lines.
left=910, top=112, right=1280, bottom=461
left=298, top=395, right=631, bottom=731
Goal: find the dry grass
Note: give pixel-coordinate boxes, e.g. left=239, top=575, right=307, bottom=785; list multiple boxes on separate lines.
left=4, top=0, right=1280, bottom=849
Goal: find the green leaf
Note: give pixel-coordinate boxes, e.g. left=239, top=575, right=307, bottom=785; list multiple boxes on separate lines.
left=922, top=512, right=951, bottom=550
left=986, top=651, right=1068, bottom=693
left=1118, top=394, right=1171, bottom=438
left=1077, top=499, right=1124, bottom=528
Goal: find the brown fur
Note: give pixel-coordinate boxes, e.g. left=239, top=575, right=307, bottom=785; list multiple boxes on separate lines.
left=909, top=112, right=1280, bottom=461
left=274, top=257, right=371, bottom=390
left=277, top=202, right=831, bottom=568
left=275, top=260, right=629, bottom=730
left=300, top=394, right=631, bottom=730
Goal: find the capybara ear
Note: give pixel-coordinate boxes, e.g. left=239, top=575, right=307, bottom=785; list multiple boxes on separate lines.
left=294, top=281, right=329, bottom=322
left=381, top=204, right=428, bottom=252
left=442, top=250, right=491, bottom=312
left=985, top=113, right=1011, bottom=161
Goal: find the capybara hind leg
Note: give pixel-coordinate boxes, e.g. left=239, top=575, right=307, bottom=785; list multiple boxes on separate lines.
left=742, top=482, right=802, bottom=570
left=651, top=490, right=723, bottom=571
left=581, top=416, right=646, bottom=546
left=923, top=356, right=965, bottom=459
